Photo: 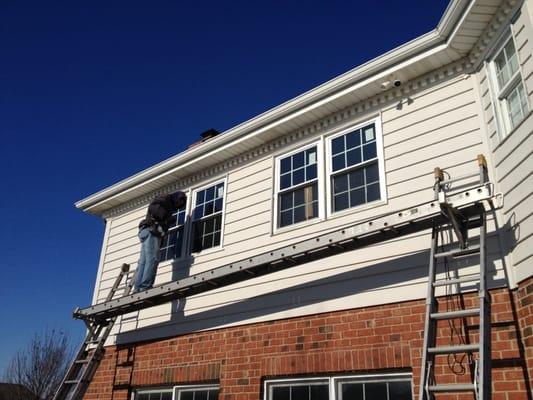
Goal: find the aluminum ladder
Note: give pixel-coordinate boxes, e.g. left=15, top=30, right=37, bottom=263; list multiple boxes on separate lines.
left=419, top=155, right=491, bottom=400
left=53, top=263, right=133, bottom=400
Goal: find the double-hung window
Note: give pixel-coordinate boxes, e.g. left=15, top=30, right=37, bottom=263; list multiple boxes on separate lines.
left=159, top=204, right=186, bottom=262
left=265, top=374, right=412, bottom=400
left=191, top=181, right=225, bottom=252
left=276, top=144, right=320, bottom=228
left=490, top=34, right=529, bottom=136
left=329, top=122, right=382, bottom=213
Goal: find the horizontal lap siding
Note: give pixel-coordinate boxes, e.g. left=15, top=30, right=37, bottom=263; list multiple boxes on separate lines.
left=96, top=74, right=501, bottom=344
left=477, top=4, right=533, bottom=285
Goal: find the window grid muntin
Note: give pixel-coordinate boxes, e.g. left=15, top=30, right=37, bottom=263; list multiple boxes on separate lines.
left=159, top=206, right=186, bottom=261
left=277, top=145, right=320, bottom=228
left=191, top=181, right=225, bottom=252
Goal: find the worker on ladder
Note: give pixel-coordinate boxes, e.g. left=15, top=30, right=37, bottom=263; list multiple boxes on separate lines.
left=134, top=191, right=187, bottom=292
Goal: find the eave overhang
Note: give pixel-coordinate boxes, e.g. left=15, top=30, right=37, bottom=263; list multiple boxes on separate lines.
left=76, top=0, right=507, bottom=216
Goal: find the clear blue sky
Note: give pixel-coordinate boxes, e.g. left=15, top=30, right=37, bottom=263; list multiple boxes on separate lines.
left=0, top=0, right=449, bottom=372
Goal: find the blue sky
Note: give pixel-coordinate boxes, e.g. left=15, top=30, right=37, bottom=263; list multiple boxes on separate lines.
left=0, top=0, right=449, bottom=372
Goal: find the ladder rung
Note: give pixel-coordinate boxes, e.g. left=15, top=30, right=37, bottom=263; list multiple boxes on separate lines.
left=85, top=339, right=101, bottom=345
left=433, top=275, right=480, bottom=287
left=428, top=383, right=475, bottom=392
left=74, top=358, right=90, bottom=364
left=428, top=344, right=479, bottom=354
left=430, top=308, right=480, bottom=320
left=64, top=380, right=80, bottom=385
left=435, top=245, right=480, bottom=259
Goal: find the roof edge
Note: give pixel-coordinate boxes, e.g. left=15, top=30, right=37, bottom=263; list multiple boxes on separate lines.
left=76, top=0, right=471, bottom=214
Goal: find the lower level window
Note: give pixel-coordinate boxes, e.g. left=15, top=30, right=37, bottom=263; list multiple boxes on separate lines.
left=175, top=385, right=219, bottom=400
left=266, top=374, right=412, bottom=400
left=135, top=388, right=172, bottom=400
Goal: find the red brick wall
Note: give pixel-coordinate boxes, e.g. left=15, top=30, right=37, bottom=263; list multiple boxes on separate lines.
left=83, top=284, right=532, bottom=400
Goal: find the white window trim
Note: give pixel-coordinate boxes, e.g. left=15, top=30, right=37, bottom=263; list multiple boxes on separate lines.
left=173, top=384, right=220, bottom=400
left=325, top=116, right=387, bottom=218
left=188, top=176, right=228, bottom=256
left=263, top=372, right=413, bottom=400
left=486, top=30, right=530, bottom=140
left=273, top=140, right=325, bottom=233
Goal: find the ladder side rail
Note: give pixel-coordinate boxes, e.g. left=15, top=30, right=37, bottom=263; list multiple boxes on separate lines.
left=478, top=155, right=491, bottom=400
left=418, top=227, right=439, bottom=400
left=75, top=184, right=494, bottom=321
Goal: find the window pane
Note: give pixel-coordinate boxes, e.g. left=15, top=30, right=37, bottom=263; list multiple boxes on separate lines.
left=195, top=390, right=208, bottom=400
left=205, top=186, right=215, bottom=201
left=293, top=151, right=304, bottom=169
left=196, top=190, right=205, bottom=204
left=280, top=210, right=292, bottom=227
left=180, top=392, right=194, bottom=400
left=293, top=168, right=305, bottom=186
left=310, top=384, right=329, bottom=400
left=205, top=201, right=214, bottom=216
left=136, top=394, right=149, bottom=400
left=367, top=183, right=380, bottom=202
left=350, top=188, right=365, bottom=207
left=214, top=198, right=223, bottom=213
left=363, top=125, right=375, bottom=143
left=272, top=387, right=290, bottom=400
left=365, top=382, right=387, bottom=400
left=280, top=173, right=292, bottom=190
left=306, top=164, right=317, bottom=181
left=346, top=148, right=362, bottom=167
left=334, top=174, right=348, bottom=193
left=388, top=381, right=412, bottom=399
left=335, top=192, right=349, bottom=211
left=341, top=383, right=364, bottom=400
left=291, top=385, right=309, bottom=400
left=365, top=162, right=379, bottom=183
left=193, top=205, right=204, bottom=220
left=363, top=142, right=376, bottom=161
left=280, top=192, right=293, bottom=211
left=333, top=154, right=345, bottom=171
left=161, top=393, right=172, bottom=400
left=281, top=157, right=291, bottom=174
left=294, top=188, right=305, bottom=206
left=349, top=169, right=364, bottom=188
left=294, top=205, right=306, bottom=224
left=306, top=148, right=317, bottom=164
left=346, top=130, right=361, bottom=149
left=332, top=136, right=345, bottom=155
left=207, top=390, right=219, bottom=400
left=192, top=215, right=222, bottom=252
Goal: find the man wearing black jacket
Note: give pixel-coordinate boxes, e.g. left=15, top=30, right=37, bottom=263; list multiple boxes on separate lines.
left=133, top=191, right=187, bottom=292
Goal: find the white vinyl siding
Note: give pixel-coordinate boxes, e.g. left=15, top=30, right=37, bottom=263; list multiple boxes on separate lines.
left=477, top=2, right=533, bottom=284
left=94, top=69, right=507, bottom=345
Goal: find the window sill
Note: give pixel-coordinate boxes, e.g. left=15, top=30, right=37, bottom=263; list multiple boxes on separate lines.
left=494, top=109, right=532, bottom=150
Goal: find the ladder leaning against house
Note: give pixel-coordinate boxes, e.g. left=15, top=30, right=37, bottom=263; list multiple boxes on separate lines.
left=53, top=155, right=499, bottom=400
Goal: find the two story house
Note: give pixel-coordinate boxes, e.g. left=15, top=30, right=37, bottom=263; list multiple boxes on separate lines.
left=75, top=0, right=533, bottom=399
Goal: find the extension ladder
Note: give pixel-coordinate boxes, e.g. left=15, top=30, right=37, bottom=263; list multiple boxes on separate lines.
left=53, top=263, right=133, bottom=400
left=419, top=156, right=491, bottom=400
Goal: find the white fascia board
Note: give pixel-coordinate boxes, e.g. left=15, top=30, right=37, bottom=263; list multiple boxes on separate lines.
left=76, top=0, right=474, bottom=215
